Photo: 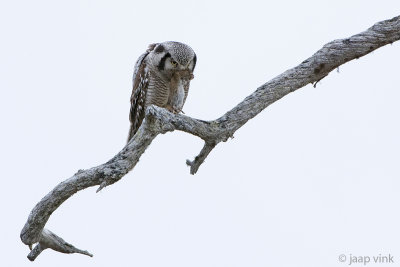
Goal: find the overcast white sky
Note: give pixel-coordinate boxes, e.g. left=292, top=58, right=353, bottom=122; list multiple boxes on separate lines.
left=1, top=1, right=399, bottom=266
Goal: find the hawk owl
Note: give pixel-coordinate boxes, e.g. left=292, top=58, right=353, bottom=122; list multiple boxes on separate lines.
left=127, top=41, right=197, bottom=142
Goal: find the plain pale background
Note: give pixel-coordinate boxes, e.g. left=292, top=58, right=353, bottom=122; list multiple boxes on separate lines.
left=1, top=0, right=399, bottom=266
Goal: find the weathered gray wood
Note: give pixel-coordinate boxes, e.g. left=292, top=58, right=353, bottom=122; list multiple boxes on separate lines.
left=20, top=15, right=400, bottom=260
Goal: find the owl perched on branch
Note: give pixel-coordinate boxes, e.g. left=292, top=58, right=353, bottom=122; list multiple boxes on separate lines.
left=127, top=41, right=197, bottom=142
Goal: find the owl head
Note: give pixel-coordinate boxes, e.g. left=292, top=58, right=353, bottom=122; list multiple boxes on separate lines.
left=146, top=41, right=196, bottom=77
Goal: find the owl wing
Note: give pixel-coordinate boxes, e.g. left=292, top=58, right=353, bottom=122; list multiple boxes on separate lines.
left=182, top=78, right=191, bottom=108
left=127, top=51, right=150, bottom=142
left=182, top=54, right=196, bottom=110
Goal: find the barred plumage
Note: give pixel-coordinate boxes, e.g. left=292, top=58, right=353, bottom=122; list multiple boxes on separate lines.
left=127, top=41, right=196, bottom=142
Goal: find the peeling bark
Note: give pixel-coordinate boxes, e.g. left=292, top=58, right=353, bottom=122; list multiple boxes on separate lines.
left=20, top=15, right=400, bottom=260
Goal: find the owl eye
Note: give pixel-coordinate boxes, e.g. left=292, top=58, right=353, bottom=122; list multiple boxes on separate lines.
left=170, top=59, right=178, bottom=67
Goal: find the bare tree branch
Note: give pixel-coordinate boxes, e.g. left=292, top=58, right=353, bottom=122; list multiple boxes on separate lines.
left=20, top=15, right=400, bottom=261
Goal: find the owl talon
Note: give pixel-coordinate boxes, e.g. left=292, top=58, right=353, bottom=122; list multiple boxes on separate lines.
left=172, top=108, right=181, bottom=114
left=166, top=107, right=178, bottom=114
left=167, top=106, right=183, bottom=114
